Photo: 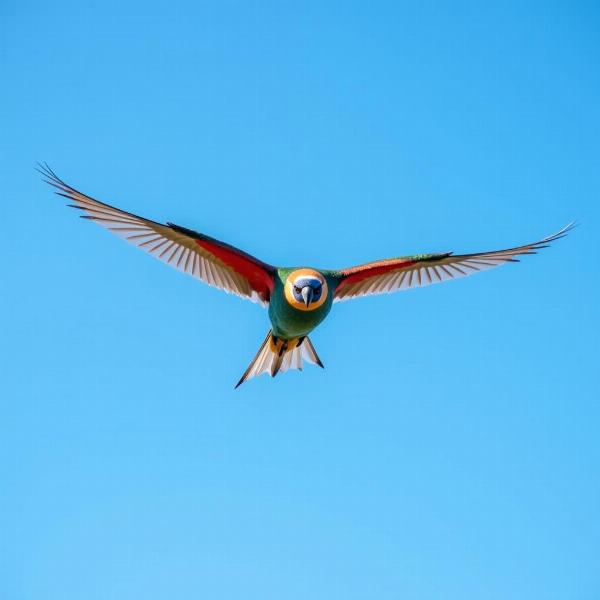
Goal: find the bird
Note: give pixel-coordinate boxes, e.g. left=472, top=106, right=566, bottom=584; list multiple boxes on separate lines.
left=39, top=163, right=574, bottom=388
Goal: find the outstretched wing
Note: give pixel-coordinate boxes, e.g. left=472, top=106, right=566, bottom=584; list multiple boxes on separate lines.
left=332, top=223, right=574, bottom=302
left=39, top=164, right=276, bottom=306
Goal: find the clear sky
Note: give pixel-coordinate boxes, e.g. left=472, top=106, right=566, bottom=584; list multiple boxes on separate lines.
left=1, top=1, right=599, bottom=599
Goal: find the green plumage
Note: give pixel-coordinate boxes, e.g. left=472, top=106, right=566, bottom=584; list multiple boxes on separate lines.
left=268, top=268, right=336, bottom=338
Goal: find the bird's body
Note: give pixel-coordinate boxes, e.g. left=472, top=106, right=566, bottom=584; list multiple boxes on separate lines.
left=268, top=268, right=334, bottom=338
left=39, top=164, right=573, bottom=387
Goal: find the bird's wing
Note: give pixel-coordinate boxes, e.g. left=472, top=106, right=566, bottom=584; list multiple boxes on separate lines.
left=39, top=164, right=276, bottom=306
left=330, top=223, right=574, bottom=302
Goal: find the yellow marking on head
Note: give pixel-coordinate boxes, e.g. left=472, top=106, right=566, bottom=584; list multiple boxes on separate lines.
left=284, top=268, right=328, bottom=311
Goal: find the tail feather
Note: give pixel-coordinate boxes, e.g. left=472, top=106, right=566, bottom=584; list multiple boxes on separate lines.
left=235, top=330, right=324, bottom=388
left=303, top=336, right=324, bottom=368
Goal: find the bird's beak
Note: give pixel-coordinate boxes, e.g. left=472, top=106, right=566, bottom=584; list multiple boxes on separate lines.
left=301, top=286, right=314, bottom=307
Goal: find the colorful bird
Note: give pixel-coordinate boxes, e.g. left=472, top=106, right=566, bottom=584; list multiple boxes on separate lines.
left=40, top=164, right=574, bottom=388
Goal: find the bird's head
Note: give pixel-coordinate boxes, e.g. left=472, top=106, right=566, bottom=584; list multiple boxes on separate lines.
left=284, top=269, right=328, bottom=311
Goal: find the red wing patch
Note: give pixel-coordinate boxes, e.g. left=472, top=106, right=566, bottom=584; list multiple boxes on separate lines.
left=336, top=259, right=418, bottom=290
left=195, top=239, right=274, bottom=302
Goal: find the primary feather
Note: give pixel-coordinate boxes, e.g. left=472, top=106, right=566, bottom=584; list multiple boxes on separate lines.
left=38, top=163, right=275, bottom=306
left=332, top=223, right=575, bottom=301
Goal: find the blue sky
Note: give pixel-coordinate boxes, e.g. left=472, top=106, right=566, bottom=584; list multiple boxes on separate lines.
left=1, top=1, right=599, bottom=598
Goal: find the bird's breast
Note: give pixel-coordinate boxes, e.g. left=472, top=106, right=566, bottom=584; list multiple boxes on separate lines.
left=269, top=272, right=333, bottom=338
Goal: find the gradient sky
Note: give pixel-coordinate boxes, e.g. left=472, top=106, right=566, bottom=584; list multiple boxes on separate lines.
left=1, top=2, right=599, bottom=599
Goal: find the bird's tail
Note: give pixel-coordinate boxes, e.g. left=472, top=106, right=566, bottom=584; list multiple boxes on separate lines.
left=235, top=330, right=324, bottom=388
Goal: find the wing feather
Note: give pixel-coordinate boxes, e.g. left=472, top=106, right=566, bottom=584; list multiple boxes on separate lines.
left=333, top=223, right=575, bottom=301
left=39, top=164, right=275, bottom=305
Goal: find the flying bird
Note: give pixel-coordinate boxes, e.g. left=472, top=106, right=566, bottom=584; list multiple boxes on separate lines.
left=39, top=164, right=574, bottom=387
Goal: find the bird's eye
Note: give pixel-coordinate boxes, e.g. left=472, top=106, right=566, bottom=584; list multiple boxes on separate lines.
left=294, top=286, right=301, bottom=294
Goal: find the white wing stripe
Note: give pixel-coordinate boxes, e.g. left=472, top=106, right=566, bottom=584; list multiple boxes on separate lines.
left=334, top=223, right=574, bottom=302
left=148, top=238, right=170, bottom=254
left=137, top=235, right=163, bottom=248
left=184, top=248, right=193, bottom=273
left=41, top=165, right=272, bottom=306
left=158, top=241, right=176, bottom=259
